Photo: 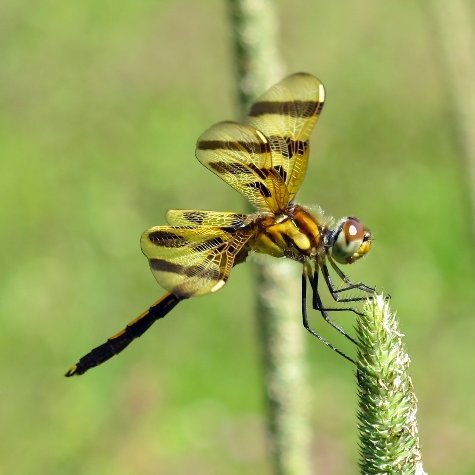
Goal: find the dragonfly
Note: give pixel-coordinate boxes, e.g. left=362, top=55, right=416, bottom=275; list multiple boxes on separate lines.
left=65, top=72, right=374, bottom=377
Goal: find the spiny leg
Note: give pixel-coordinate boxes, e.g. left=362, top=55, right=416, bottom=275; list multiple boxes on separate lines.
left=324, top=257, right=375, bottom=300
left=328, top=256, right=375, bottom=293
left=65, top=292, right=182, bottom=377
left=320, top=264, right=368, bottom=304
left=309, top=269, right=358, bottom=345
left=301, top=272, right=356, bottom=365
left=311, top=267, right=365, bottom=316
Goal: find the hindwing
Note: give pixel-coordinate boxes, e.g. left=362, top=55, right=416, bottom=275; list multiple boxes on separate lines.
left=141, top=225, right=254, bottom=298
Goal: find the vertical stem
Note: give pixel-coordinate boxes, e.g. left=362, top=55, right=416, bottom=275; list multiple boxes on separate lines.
left=357, top=295, right=426, bottom=475
left=426, top=1, right=475, bottom=236
left=254, top=260, right=311, bottom=475
left=228, top=0, right=284, bottom=113
left=227, top=1, right=312, bottom=474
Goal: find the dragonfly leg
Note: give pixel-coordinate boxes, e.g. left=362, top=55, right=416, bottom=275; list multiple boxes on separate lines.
left=309, top=269, right=358, bottom=345
left=321, top=258, right=376, bottom=302
left=301, top=272, right=356, bottom=364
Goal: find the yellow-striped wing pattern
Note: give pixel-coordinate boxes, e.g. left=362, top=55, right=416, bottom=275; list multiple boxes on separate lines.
left=166, top=209, right=247, bottom=228
left=196, top=121, right=287, bottom=212
left=196, top=73, right=325, bottom=213
left=141, top=225, right=253, bottom=298
left=248, top=73, right=325, bottom=203
left=145, top=73, right=325, bottom=298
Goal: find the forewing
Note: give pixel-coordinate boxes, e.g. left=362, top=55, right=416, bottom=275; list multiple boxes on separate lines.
left=166, top=209, right=247, bottom=228
left=248, top=72, right=325, bottom=201
left=141, top=226, right=254, bottom=298
left=195, top=121, right=288, bottom=212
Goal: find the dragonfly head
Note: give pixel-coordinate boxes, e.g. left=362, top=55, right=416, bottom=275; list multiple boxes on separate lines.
left=328, top=217, right=372, bottom=264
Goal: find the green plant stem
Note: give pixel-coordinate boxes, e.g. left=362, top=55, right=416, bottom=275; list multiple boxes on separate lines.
left=357, top=295, right=426, bottom=475
left=426, top=1, right=475, bottom=239
left=227, top=1, right=312, bottom=475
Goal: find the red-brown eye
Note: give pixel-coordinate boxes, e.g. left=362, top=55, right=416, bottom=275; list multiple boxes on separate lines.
left=343, top=218, right=365, bottom=243
left=330, top=217, right=372, bottom=264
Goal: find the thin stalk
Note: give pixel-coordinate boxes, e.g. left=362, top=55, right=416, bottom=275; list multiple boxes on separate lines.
left=425, top=1, right=475, bottom=239
left=227, top=1, right=312, bottom=475
left=356, top=295, right=427, bottom=475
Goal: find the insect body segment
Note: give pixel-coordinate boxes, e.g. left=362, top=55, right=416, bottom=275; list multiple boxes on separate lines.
left=66, top=73, right=374, bottom=377
left=65, top=293, right=181, bottom=377
left=250, top=205, right=321, bottom=260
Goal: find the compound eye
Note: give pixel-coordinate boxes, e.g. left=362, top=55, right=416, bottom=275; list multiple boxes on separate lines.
left=331, top=217, right=371, bottom=264
left=342, top=218, right=365, bottom=244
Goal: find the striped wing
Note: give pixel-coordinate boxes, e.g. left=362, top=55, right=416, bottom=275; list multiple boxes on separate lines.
left=166, top=209, right=247, bottom=228
left=196, top=121, right=289, bottom=213
left=248, top=72, right=325, bottom=202
left=141, top=226, right=254, bottom=298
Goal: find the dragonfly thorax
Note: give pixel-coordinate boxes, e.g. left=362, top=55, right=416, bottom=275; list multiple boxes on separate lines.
left=251, top=205, right=323, bottom=261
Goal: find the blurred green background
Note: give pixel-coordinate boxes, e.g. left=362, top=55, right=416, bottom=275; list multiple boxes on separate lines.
left=2, top=1, right=475, bottom=474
